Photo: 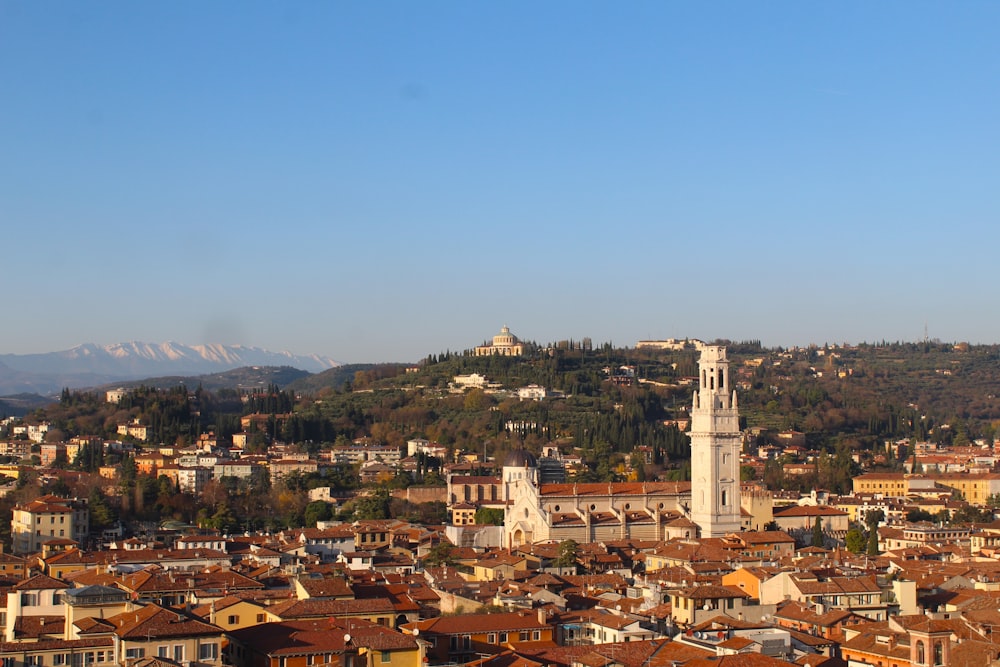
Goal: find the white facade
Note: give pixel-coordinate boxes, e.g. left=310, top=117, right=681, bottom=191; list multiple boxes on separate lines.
left=27, top=423, right=49, bottom=444
left=452, top=373, right=489, bottom=388
left=176, top=466, right=213, bottom=494
left=105, top=388, right=127, bottom=403
left=517, top=385, right=548, bottom=401
left=689, top=346, right=742, bottom=538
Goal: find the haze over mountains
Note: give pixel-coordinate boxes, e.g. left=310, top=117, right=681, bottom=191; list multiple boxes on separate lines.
left=0, top=342, right=341, bottom=396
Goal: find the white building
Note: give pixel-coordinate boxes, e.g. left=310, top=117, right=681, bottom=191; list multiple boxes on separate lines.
left=105, top=388, right=127, bottom=403
left=27, top=423, right=50, bottom=444
left=176, top=466, right=213, bottom=495
left=517, top=385, right=548, bottom=401
left=452, top=373, right=489, bottom=389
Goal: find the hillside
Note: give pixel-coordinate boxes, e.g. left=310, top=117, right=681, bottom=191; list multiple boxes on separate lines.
left=103, top=365, right=312, bottom=393
left=11, top=341, right=1000, bottom=492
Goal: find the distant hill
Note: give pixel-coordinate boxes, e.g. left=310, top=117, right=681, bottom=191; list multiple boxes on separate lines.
left=0, top=342, right=340, bottom=394
left=103, top=365, right=313, bottom=393
left=286, top=363, right=410, bottom=393
left=0, top=392, right=52, bottom=417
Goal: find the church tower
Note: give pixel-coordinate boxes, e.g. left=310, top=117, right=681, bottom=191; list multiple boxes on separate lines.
left=689, top=345, right=742, bottom=537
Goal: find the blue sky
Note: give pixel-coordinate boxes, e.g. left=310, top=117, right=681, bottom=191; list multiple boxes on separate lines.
left=2, top=2, right=998, bottom=363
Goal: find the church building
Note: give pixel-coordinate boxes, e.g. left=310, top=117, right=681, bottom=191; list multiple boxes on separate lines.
left=502, top=345, right=769, bottom=547
left=475, top=326, right=526, bottom=356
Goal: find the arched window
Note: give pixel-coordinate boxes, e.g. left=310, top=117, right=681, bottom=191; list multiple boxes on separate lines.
left=916, top=640, right=925, bottom=665
left=933, top=641, right=943, bottom=666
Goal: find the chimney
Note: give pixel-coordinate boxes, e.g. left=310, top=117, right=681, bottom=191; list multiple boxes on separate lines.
left=537, top=608, right=546, bottom=625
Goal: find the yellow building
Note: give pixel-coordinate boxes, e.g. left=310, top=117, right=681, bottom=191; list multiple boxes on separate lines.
left=228, top=618, right=420, bottom=667
left=194, top=596, right=270, bottom=632
left=853, top=472, right=1000, bottom=505
left=721, top=566, right=778, bottom=602
left=106, top=602, right=226, bottom=666
left=853, top=473, right=910, bottom=497
left=667, top=585, right=752, bottom=626
left=932, top=473, right=1000, bottom=504
left=402, top=610, right=553, bottom=665
left=11, top=495, right=89, bottom=555
left=451, top=503, right=477, bottom=526
left=471, top=551, right=528, bottom=582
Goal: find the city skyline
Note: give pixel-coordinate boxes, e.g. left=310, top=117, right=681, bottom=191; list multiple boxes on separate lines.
left=2, top=3, right=998, bottom=363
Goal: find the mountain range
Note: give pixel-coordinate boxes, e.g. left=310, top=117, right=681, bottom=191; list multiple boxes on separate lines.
left=0, top=342, right=340, bottom=396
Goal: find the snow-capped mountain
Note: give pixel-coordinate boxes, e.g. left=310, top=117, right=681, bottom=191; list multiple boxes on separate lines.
left=0, top=342, right=340, bottom=395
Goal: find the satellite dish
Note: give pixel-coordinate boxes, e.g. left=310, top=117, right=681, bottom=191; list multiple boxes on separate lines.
left=413, top=628, right=419, bottom=637
left=344, top=634, right=352, bottom=644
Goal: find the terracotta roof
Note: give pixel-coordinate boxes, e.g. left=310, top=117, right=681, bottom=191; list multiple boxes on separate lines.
left=75, top=616, right=118, bottom=634
left=267, top=596, right=396, bottom=620
left=229, top=618, right=417, bottom=656
left=521, top=639, right=682, bottom=667
left=297, top=575, right=354, bottom=598
left=0, top=637, right=113, bottom=652
left=405, top=610, right=549, bottom=635
left=106, top=602, right=223, bottom=639
left=539, top=482, right=690, bottom=497
left=685, top=654, right=802, bottom=667
left=12, top=615, right=64, bottom=639
left=718, top=636, right=756, bottom=650
left=466, top=650, right=547, bottom=667
left=13, top=573, right=70, bottom=591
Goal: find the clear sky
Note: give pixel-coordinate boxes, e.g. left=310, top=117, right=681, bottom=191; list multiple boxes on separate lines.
left=2, top=2, right=998, bottom=363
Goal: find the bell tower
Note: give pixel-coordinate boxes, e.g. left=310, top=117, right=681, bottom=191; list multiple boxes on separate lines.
left=689, top=345, right=743, bottom=537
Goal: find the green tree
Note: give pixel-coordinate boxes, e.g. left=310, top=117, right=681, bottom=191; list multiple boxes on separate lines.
left=845, top=528, right=866, bottom=554
left=554, top=539, right=579, bottom=569
left=424, top=541, right=456, bottom=567
left=209, top=504, right=240, bottom=532
left=866, top=528, right=879, bottom=556
left=950, top=504, right=992, bottom=524
left=352, top=488, right=391, bottom=520
left=474, top=507, right=504, bottom=525
left=906, top=508, right=934, bottom=523
left=88, top=487, right=115, bottom=533
left=812, top=517, right=824, bottom=547
left=864, top=509, right=885, bottom=529
left=304, top=500, right=333, bottom=527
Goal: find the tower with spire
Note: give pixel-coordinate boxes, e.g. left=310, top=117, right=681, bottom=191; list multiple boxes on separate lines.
left=688, top=345, right=743, bottom=537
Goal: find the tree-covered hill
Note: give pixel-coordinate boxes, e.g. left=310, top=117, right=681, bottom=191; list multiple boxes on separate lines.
left=13, top=340, right=1000, bottom=475
left=100, top=365, right=311, bottom=393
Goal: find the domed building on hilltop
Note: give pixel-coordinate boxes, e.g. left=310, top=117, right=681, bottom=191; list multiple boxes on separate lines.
left=474, top=325, right=525, bottom=356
